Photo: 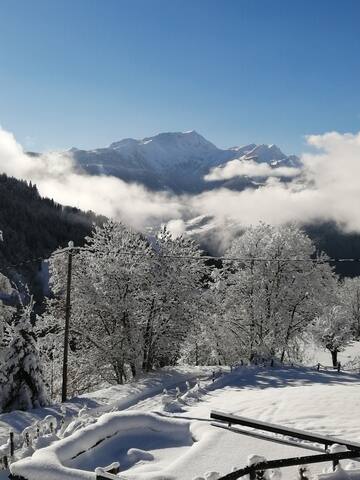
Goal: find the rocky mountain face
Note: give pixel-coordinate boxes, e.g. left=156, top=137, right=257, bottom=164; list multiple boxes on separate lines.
left=69, top=131, right=300, bottom=193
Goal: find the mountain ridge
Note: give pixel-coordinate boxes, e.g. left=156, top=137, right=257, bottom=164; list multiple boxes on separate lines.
left=65, top=131, right=300, bottom=193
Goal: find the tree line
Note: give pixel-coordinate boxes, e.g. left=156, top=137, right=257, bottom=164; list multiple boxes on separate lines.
left=0, top=173, right=105, bottom=305
left=0, top=220, right=360, bottom=411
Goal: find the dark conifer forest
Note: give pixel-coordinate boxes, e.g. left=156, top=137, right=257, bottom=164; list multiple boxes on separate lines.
left=0, top=174, right=105, bottom=300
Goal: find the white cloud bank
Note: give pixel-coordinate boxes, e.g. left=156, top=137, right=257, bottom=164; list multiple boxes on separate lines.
left=193, top=131, right=360, bottom=232
left=204, top=158, right=301, bottom=180
left=0, top=128, right=182, bottom=230
left=1, top=127, right=360, bottom=234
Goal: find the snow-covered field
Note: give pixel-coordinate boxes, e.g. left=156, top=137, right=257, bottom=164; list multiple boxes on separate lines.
left=2, top=344, right=360, bottom=480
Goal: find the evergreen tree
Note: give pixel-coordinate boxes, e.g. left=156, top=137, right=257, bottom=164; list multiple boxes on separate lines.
left=0, top=298, right=48, bottom=412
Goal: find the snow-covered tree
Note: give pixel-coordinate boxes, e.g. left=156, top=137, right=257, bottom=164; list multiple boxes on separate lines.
left=0, top=297, right=48, bottom=412
left=45, top=220, right=209, bottom=392
left=340, top=277, right=360, bottom=337
left=223, top=224, right=337, bottom=362
left=312, top=305, right=353, bottom=366
left=142, top=226, right=209, bottom=371
left=180, top=266, right=245, bottom=366
left=0, top=272, right=14, bottom=353
left=46, top=220, right=153, bottom=386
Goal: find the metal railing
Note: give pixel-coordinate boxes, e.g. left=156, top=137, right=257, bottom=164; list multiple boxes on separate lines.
left=211, top=411, right=360, bottom=479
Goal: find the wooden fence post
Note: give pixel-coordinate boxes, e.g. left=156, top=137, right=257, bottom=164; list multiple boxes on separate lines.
left=9, top=431, right=14, bottom=458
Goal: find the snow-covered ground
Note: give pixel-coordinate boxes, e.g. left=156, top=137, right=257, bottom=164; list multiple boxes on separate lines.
left=0, top=365, right=215, bottom=446
left=3, top=344, right=360, bottom=480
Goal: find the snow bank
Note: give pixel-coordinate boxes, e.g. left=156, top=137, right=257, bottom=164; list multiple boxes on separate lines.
left=0, top=365, right=213, bottom=446
left=318, top=468, right=360, bottom=479
left=10, top=411, right=192, bottom=480
left=83, top=365, right=215, bottom=412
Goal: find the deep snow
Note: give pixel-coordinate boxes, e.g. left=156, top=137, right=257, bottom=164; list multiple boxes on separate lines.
left=3, top=344, right=360, bottom=480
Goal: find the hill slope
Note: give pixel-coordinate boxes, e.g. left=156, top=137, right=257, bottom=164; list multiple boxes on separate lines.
left=0, top=173, right=105, bottom=299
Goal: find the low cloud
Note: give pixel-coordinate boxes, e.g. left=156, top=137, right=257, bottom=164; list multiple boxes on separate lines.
left=1, top=127, right=360, bottom=238
left=194, top=131, right=360, bottom=233
left=204, top=158, right=301, bottom=181
left=0, top=127, right=183, bottom=230
left=166, top=219, right=186, bottom=238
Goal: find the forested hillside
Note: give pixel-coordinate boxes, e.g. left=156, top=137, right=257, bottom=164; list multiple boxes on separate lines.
left=0, top=174, right=105, bottom=299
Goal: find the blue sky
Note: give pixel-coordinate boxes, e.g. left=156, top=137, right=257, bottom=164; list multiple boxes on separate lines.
left=0, top=0, right=359, bottom=154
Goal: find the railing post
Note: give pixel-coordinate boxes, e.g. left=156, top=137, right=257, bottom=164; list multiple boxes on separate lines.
left=9, top=431, right=14, bottom=458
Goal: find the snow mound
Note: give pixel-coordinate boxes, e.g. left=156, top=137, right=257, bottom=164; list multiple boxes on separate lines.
left=163, top=399, right=186, bottom=413
left=127, top=447, right=154, bottom=463
left=10, top=411, right=192, bottom=480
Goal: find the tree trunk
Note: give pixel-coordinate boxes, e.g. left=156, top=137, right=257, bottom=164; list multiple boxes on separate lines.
left=113, top=363, right=124, bottom=384
left=130, top=362, right=137, bottom=378
left=330, top=349, right=338, bottom=367
left=280, top=350, right=285, bottom=363
left=142, top=298, right=155, bottom=371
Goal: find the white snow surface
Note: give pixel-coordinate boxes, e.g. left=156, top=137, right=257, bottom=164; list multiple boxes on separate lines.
left=5, top=345, right=360, bottom=480
left=11, top=411, right=193, bottom=480
left=0, top=366, right=214, bottom=446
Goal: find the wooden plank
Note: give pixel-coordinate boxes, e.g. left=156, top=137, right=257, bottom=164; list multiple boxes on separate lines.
left=210, top=410, right=360, bottom=450
left=219, top=449, right=360, bottom=480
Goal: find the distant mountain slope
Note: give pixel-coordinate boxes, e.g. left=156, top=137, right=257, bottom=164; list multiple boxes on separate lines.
left=178, top=215, right=360, bottom=277
left=68, top=131, right=300, bottom=193
left=0, top=174, right=105, bottom=300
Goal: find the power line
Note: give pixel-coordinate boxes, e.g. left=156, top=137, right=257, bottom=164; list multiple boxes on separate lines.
left=2, top=246, right=360, bottom=269
left=3, top=248, right=70, bottom=269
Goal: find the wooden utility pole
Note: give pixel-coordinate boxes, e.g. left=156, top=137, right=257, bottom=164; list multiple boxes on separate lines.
left=61, top=241, right=74, bottom=402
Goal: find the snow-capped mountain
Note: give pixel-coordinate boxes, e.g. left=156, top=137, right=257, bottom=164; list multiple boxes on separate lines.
left=69, top=131, right=300, bottom=193
left=229, top=143, right=300, bottom=168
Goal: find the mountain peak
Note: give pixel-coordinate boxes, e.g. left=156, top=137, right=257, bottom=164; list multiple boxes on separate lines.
left=108, top=130, right=218, bottom=161
left=142, top=130, right=215, bottom=147
left=69, top=132, right=299, bottom=193
left=239, top=144, right=287, bottom=163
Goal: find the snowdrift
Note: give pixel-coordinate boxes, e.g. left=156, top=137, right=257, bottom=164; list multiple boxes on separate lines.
left=10, top=411, right=193, bottom=480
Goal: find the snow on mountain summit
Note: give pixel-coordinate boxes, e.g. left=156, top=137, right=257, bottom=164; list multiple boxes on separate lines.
left=108, top=130, right=219, bottom=170
left=68, top=131, right=299, bottom=193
